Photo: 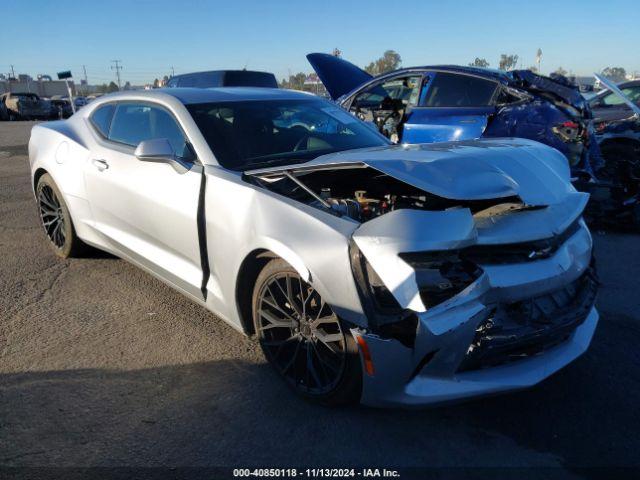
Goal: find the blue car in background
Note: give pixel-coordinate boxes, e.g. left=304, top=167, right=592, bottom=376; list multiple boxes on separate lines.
left=308, top=53, right=639, bottom=228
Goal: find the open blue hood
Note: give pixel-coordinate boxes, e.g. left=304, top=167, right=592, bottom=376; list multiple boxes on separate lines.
left=306, top=53, right=372, bottom=100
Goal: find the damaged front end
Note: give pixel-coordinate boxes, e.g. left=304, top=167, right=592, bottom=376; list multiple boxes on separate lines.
left=246, top=139, right=599, bottom=406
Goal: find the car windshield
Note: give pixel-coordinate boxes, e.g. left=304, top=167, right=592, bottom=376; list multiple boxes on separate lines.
left=187, top=99, right=388, bottom=170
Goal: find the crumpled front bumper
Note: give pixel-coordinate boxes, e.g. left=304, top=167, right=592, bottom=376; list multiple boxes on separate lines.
left=354, top=221, right=598, bottom=408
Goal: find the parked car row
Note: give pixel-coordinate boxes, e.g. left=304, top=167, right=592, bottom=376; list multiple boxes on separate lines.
left=0, top=92, right=95, bottom=121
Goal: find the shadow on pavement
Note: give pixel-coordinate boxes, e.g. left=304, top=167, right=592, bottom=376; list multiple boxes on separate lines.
left=1, top=313, right=638, bottom=471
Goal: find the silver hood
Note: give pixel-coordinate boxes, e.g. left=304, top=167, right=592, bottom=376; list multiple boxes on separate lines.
left=247, top=138, right=573, bottom=206
left=247, top=138, right=587, bottom=313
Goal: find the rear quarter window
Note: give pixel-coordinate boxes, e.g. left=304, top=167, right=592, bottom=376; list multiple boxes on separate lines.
left=90, top=104, right=116, bottom=137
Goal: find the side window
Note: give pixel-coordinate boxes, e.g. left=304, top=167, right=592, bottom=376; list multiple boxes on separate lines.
left=90, top=104, right=115, bottom=138
left=421, top=72, right=498, bottom=107
left=600, top=87, right=640, bottom=107
left=601, top=92, right=623, bottom=106
left=108, top=103, right=191, bottom=159
left=623, top=87, right=640, bottom=104
left=495, top=86, right=526, bottom=106
left=166, top=78, right=178, bottom=88
left=352, top=75, right=423, bottom=111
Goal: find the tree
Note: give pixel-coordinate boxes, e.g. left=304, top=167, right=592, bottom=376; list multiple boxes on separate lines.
left=601, top=67, right=627, bottom=83
left=469, top=57, right=489, bottom=68
left=279, top=72, right=307, bottom=90
left=106, top=81, right=119, bottom=93
left=123, top=81, right=132, bottom=90
left=528, top=65, right=538, bottom=73
left=552, top=66, right=568, bottom=77
left=364, top=50, right=402, bottom=75
left=498, top=54, right=519, bottom=71
left=152, top=78, right=160, bottom=88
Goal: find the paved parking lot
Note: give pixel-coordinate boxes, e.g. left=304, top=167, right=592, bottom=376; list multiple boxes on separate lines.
left=1, top=121, right=639, bottom=475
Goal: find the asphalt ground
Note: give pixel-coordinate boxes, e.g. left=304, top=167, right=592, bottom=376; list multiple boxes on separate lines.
left=0, top=121, right=639, bottom=478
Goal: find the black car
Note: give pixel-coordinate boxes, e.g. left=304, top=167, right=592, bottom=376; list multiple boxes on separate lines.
left=0, top=96, right=8, bottom=121
left=165, top=70, right=278, bottom=89
left=49, top=98, right=74, bottom=119
left=590, top=80, right=640, bottom=123
left=589, top=76, right=640, bottom=228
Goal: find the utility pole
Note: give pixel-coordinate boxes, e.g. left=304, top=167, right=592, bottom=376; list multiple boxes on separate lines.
left=170, top=66, right=175, bottom=77
left=82, top=65, right=88, bottom=95
left=111, top=60, right=123, bottom=90
left=9, top=64, right=16, bottom=79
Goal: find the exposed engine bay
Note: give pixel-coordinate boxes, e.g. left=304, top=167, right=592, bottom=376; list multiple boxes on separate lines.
left=247, top=164, right=524, bottom=223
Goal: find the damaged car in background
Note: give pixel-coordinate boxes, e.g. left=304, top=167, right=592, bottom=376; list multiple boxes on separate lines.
left=589, top=74, right=640, bottom=226
left=29, top=87, right=597, bottom=407
left=307, top=53, right=639, bottom=228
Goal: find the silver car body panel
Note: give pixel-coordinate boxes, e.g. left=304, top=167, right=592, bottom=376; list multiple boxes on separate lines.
left=28, top=88, right=598, bottom=406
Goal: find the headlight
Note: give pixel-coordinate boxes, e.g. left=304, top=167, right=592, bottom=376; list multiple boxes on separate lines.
left=399, top=252, right=483, bottom=308
left=349, top=241, right=419, bottom=347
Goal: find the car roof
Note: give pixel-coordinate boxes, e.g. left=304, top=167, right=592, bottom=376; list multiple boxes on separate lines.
left=170, top=69, right=273, bottom=78
left=418, top=65, right=511, bottom=81
left=617, top=79, right=640, bottom=88
left=97, top=87, right=314, bottom=105
left=373, top=65, right=512, bottom=84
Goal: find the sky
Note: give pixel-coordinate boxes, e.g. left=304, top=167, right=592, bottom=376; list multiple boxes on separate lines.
left=2, top=0, right=638, bottom=86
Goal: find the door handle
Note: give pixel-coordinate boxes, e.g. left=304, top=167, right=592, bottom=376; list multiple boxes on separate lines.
left=92, top=159, right=109, bottom=171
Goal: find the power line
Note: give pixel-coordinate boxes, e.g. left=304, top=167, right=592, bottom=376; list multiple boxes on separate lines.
left=110, top=60, right=123, bottom=90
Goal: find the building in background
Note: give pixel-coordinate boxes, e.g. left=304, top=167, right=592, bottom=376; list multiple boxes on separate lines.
left=0, top=77, right=76, bottom=97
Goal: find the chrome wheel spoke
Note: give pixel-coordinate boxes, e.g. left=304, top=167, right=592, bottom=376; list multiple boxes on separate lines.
left=281, top=340, right=302, bottom=374
left=314, top=330, right=343, bottom=355
left=306, top=344, right=322, bottom=387
left=258, top=309, right=293, bottom=331
left=263, top=286, right=296, bottom=320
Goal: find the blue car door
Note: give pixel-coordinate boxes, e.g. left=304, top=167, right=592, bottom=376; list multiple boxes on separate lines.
left=401, top=71, right=499, bottom=144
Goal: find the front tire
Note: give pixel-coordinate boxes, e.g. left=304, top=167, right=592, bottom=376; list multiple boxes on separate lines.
left=252, top=258, right=362, bottom=405
left=36, top=173, right=87, bottom=258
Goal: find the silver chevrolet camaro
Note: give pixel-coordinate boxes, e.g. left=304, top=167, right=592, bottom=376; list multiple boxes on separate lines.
left=29, top=87, right=598, bottom=407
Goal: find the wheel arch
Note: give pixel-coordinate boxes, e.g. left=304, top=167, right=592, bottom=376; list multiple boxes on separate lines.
left=234, top=241, right=315, bottom=335
left=33, top=167, right=49, bottom=193
left=235, top=249, right=279, bottom=335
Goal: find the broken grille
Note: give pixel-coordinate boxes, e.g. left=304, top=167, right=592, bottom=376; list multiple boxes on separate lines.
left=458, top=264, right=598, bottom=372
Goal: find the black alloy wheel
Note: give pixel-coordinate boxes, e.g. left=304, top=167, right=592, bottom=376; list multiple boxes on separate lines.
left=36, top=173, right=87, bottom=258
left=253, top=258, right=361, bottom=405
left=38, top=183, right=67, bottom=249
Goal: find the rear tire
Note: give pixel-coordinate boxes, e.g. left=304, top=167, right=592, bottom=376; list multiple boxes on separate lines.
left=252, top=258, right=362, bottom=406
left=36, top=173, right=88, bottom=258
